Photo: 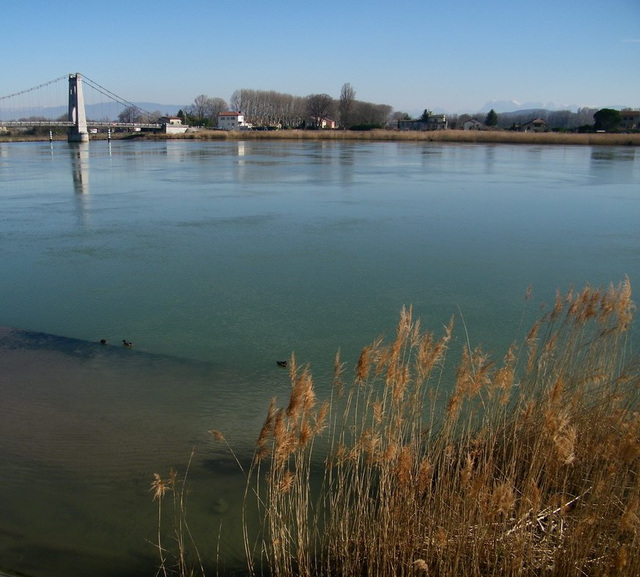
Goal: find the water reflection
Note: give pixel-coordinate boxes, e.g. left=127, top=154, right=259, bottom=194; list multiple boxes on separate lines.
left=338, top=142, right=355, bottom=185
left=69, top=143, right=91, bottom=227
left=590, top=146, right=637, bottom=185
left=70, top=142, right=90, bottom=195
left=484, top=144, right=496, bottom=174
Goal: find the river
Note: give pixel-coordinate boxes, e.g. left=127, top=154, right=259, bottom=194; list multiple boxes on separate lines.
left=0, top=139, right=638, bottom=576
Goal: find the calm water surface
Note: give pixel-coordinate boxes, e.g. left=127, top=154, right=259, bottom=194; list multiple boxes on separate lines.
left=0, top=139, right=638, bottom=576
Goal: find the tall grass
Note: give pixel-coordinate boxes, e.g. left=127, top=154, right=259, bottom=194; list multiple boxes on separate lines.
left=153, top=129, right=640, bottom=146
left=150, top=450, right=206, bottom=577
left=240, top=278, right=639, bottom=576
left=4, top=128, right=639, bottom=146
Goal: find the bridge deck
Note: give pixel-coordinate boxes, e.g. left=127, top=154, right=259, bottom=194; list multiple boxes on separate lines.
left=0, top=120, right=162, bottom=129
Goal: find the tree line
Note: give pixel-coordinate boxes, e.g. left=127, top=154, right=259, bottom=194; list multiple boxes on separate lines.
left=447, top=107, right=615, bottom=132
left=117, top=83, right=393, bottom=130
left=114, top=83, right=633, bottom=133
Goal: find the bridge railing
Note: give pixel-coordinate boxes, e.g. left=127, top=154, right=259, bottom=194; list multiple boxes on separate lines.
left=87, top=122, right=162, bottom=129
left=0, top=121, right=74, bottom=127
left=0, top=120, right=162, bottom=129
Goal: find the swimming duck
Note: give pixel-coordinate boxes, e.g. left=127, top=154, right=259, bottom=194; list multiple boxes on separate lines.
left=276, top=360, right=288, bottom=368
left=100, top=339, right=107, bottom=345
left=122, top=339, right=133, bottom=348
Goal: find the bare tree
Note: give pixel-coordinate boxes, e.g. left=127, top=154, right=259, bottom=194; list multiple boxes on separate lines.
left=189, top=94, right=210, bottom=125
left=228, top=88, right=390, bottom=130
left=306, top=94, right=335, bottom=128
left=339, top=83, right=356, bottom=129
left=351, top=101, right=392, bottom=127
left=118, top=105, right=143, bottom=124
left=186, top=95, right=228, bottom=127
left=283, top=94, right=307, bottom=128
left=204, top=97, right=228, bottom=127
left=231, top=88, right=306, bottom=127
left=446, top=113, right=459, bottom=129
left=230, top=89, right=251, bottom=114
left=142, top=109, right=162, bottom=123
left=390, top=111, right=411, bottom=121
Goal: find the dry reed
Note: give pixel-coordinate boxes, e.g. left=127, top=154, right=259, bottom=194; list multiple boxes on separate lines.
left=5, top=128, right=640, bottom=146
left=241, top=278, right=640, bottom=576
left=150, top=450, right=205, bottom=577
left=141, top=129, right=640, bottom=146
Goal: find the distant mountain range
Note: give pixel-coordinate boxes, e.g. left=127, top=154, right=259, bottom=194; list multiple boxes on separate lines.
left=476, top=100, right=581, bottom=114
left=477, top=100, right=636, bottom=114
left=0, top=102, right=184, bottom=121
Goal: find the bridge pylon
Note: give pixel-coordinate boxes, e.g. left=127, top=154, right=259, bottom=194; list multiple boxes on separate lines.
left=68, top=73, right=89, bottom=142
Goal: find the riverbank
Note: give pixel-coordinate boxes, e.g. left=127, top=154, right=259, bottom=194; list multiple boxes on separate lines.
left=176, top=128, right=640, bottom=146
left=2, top=129, right=640, bottom=146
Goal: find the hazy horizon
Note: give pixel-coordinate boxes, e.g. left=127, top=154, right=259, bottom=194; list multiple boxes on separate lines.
left=1, top=95, right=634, bottom=124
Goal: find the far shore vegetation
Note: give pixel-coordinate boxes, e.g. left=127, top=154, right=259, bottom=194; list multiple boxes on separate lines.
left=151, top=278, right=640, bottom=577
left=2, top=88, right=639, bottom=147
left=156, top=128, right=640, bottom=146
left=3, top=82, right=639, bottom=147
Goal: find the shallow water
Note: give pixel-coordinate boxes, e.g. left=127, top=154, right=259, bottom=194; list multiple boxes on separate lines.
left=0, top=139, right=638, bottom=576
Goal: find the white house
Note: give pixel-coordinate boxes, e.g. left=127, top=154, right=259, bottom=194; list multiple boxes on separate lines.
left=463, top=119, right=483, bottom=131
left=306, top=116, right=337, bottom=129
left=160, top=116, right=183, bottom=126
left=218, top=111, right=252, bottom=131
left=620, top=110, right=640, bottom=131
left=519, top=118, right=548, bottom=132
left=160, top=116, right=188, bottom=134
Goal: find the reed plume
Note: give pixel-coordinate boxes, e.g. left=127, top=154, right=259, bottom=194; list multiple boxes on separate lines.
left=149, top=453, right=205, bottom=577
left=171, top=278, right=638, bottom=576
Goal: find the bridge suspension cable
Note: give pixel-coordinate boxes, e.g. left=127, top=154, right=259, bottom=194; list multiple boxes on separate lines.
left=81, top=74, right=154, bottom=116
left=1, top=73, right=162, bottom=132
left=0, top=75, right=67, bottom=101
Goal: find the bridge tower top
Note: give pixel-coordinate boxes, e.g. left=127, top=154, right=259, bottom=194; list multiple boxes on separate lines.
left=68, top=73, right=88, bottom=142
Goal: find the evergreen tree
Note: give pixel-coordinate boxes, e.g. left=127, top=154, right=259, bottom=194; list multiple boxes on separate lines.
left=593, top=108, right=621, bottom=132
left=485, top=109, right=498, bottom=127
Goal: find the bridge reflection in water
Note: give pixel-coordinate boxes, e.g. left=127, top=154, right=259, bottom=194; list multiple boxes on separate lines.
left=70, top=143, right=90, bottom=195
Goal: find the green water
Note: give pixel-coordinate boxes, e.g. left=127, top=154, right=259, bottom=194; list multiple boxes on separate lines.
left=0, top=140, right=638, bottom=576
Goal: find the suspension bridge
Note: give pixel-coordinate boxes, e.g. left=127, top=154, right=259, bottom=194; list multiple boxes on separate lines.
left=0, top=73, right=165, bottom=142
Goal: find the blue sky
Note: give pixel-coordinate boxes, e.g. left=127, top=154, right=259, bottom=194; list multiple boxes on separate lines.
left=2, top=0, right=639, bottom=114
